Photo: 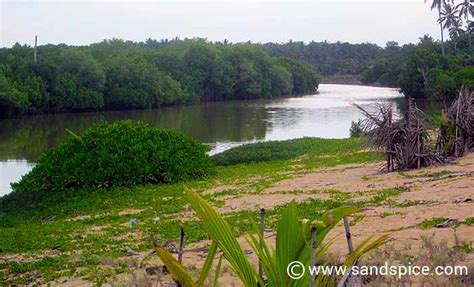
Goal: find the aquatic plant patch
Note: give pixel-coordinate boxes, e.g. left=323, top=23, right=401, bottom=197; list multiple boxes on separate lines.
left=1, top=120, right=215, bottom=212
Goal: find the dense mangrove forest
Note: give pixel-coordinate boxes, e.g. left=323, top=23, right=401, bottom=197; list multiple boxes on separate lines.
left=2, top=34, right=473, bottom=118
left=0, top=39, right=320, bottom=117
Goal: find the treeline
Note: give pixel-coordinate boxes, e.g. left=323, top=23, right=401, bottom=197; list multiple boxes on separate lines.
left=264, top=41, right=383, bottom=76
left=262, top=37, right=473, bottom=101
left=0, top=39, right=319, bottom=117
left=357, top=0, right=474, bottom=101
left=2, top=36, right=472, bottom=117
left=360, top=35, right=473, bottom=101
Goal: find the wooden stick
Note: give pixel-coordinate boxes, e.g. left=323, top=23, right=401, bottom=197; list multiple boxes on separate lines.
left=310, top=227, right=317, bottom=287
left=455, top=97, right=461, bottom=157
left=178, top=227, right=185, bottom=264
left=417, top=116, right=421, bottom=169
left=387, top=112, right=393, bottom=172
left=343, top=217, right=354, bottom=253
left=259, top=208, right=265, bottom=279
left=342, top=217, right=363, bottom=287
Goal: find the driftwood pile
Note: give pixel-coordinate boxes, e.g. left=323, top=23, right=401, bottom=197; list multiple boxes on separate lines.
left=353, top=86, right=473, bottom=172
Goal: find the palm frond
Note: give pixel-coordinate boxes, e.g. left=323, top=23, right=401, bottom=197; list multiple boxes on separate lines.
left=197, top=241, right=218, bottom=287
left=184, top=188, right=262, bottom=287
left=154, top=245, right=197, bottom=287
left=275, top=201, right=310, bottom=285
left=171, top=189, right=388, bottom=287
left=213, top=255, right=224, bottom=287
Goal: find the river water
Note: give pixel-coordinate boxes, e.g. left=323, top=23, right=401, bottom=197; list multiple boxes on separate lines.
left=0, top=84, right=404, bottom=195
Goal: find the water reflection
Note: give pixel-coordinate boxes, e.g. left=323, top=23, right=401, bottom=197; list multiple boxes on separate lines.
left=0, top=84, right=404, bottom=195
left=0, top=161, right=34, bottom=196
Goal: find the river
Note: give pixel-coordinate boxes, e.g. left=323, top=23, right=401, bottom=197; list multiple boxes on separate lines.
left=0, top=84, right=404, bottom=195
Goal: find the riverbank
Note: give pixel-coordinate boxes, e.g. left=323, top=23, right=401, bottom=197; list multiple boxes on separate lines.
left=0, top=137, right=472, bottom=285
left=0, top=84, right=404, bottom=196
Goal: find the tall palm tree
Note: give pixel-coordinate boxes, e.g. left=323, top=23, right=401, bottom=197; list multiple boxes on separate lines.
left=426, top=0, right=446, bottom=55
left=456, top=0, right=473, bottom=49
left=440, top=2, right=463, bottom=53
left=448, top=18, right=464, bottom=53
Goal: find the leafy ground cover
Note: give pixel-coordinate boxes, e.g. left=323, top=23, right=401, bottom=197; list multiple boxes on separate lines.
left=1, top=121, right=215, bottom=214
left=1, top=137, right=386, bottom=284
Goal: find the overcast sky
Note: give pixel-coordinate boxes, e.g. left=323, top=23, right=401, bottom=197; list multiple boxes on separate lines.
left=0, top=0, right=440, bottom=48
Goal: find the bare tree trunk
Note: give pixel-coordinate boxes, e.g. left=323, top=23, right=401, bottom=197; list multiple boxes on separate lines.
left=468, top=11, right=472, bottom=50
left=453, top=38, right=457, bottom=55
left=469, top=30, right=472, bottom=51
left=439, top=6, right=446, bottom=55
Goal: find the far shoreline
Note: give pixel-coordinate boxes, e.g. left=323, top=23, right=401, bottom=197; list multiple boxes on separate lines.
left=320, top=74, right=399, bottom=89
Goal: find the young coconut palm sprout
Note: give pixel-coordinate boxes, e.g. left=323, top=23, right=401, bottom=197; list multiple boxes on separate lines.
left=436, top=86, right=474, bottom=157
left=154, top=189, right=388, bottom=287
left=353, top=99, right=441, bottom=171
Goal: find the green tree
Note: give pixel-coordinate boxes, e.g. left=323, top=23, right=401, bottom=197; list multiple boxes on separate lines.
left=0, top=69, right=28, bottom=117
left=206, top=57, right=234, bottom=100
left=50, top=50, right=106, bottom=111
left=104, top=55, right=184, bottom=108
left=439, top=2, right=463, bottom=53
left=278, top=57, right=319, bottom=94
left=453, top=66, right=474, bottom=86
left=269, top=64, right=293, bottom=97
left=233, top=59, right=262, bottom=99
left=22, top=76, right=49, bottom=112
left=456, top=0, right=473, bottom=49
left=398, top=48, right=444, bottom=98
left=425, top=68, right=457, bottom=101
left=426, top=0, right=447, bottom=55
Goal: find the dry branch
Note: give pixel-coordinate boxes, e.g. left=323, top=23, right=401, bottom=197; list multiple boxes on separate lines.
left=353, top=98, right=441, bottom=171
left=437, top=86, right=474, bottom=158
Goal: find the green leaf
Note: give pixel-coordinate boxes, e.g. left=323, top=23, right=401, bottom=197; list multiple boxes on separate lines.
left=184, top=188, right=262, bottom=287
left=154, top=245, right=197, bottom=287
left=197, top=241, right=218, bottom=287
left=213, top=255, right=224, bottom=287
left=65, top=128, right=82, bottom=142
left=275, top=201, right=308, bottom=285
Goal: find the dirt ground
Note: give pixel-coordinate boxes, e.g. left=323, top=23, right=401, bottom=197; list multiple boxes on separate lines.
left=54, top=154, right=474, bottom=286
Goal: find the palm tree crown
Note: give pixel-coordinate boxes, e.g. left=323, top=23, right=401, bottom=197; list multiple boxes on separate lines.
left=439, top=2, right=461, bottom=30
left=456, top=0, right=473, bottom=20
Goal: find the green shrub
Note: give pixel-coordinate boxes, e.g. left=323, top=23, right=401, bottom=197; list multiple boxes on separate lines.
left=212, top=140, right=306, bottom=166
left=350, top=119, right=364, bottom=138
left=1, top=120, right=214, bottom=210
left=453, top=66, right=474, bottom=87
left=211, top=137, right=366, bottom=166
